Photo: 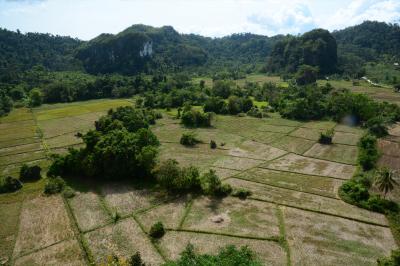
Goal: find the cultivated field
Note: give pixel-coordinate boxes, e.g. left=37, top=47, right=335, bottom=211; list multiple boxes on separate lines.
left=0, top=97, right=398, bottom=265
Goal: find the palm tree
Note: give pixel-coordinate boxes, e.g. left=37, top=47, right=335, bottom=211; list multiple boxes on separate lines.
left=374, top=168, right=399, bottom=199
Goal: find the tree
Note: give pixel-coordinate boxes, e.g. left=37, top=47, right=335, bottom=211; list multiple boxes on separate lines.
left=29, top=88, right=43, bottom=107
left=375, top=168, right=398, bottom=199
left=295, top=65, right=318, bottom=85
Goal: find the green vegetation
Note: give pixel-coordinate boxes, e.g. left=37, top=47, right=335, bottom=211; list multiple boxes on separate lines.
left=44, top=176, right=66, bottom=195
left=163, top=244, right=261, bottom=266
left=0, top=176, right=22, bottom=194
left=149, top=222, right=165, bottom=239
left=358, top=134, right=379, bottom=171
left=19, top=164, right=41, bottom=182
left=47, top=106, right=160, bottom=179
left=180, top=132, right=201, bottom=146
left=319, top=129, right=334, bottom=145
left=181, top=108, right=212, bottom=127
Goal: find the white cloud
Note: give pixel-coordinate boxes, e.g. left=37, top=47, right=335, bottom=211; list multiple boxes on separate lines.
left=0, top=0, right=398, bottom=39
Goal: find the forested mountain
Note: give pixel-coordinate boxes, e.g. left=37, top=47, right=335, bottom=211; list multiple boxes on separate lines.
left=0, top=21, right=399, bottom=77
left=0, top=28, right=82, bottom=78
left=266, top=29, right=338, bottom=75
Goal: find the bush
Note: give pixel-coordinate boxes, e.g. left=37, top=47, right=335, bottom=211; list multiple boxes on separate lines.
left=358, top=134, right=379, bottom=171
left=232, top=188, right=252, bottom=199
left=247, top=107, right=263, bottom=118
left=62, top=186, right=76, bottom=198
left=149, top=221, right=165, bottom=239
left=377, top=249, right=400, bottom=266
left=181, top=109, right=212, bottom=127
left=44, top=177, right=65, bottom=195
left=200, top=170, right=231, bottom=196
left=19, top=164, right=41, bottom=181
left=129, top=252, right=146, bottom=266
left=0, top=176, right=22, bottom=194
left=163, top=244, right=261, bottom=266
left=210, top=140, right=217, bottom=149
left=319, top=129, right=334, bottom=144
left=155, top=159, right=201, bottom=192
left=366, top=116, right=388, bottom=137
left=180, top=132, right=201, bottom=146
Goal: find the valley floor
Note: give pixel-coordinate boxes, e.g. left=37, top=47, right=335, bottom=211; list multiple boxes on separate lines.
left=0, top=98, right=399, bottom=265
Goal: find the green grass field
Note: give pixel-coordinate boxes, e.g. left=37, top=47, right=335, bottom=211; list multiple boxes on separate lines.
left=0, top=94, right=398, bottom=265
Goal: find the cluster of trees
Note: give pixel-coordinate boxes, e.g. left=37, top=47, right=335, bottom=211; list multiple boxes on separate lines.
left=180, top=107, right=213, bottom=127
left=155, top=159, right=231, bottom=196
left=48, top=106, right=161, bottom=179
left=270, top=83, right=400, bottom=135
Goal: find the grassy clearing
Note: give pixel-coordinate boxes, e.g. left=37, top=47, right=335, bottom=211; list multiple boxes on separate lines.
left=263, top=153, right=356, bottom=179
left=182, top=196, right=280, bottom=239
left=283, top=206, right=397, bottom=266
left=301, top=120, right=336, bottom=130
left=158, top=230, right=286, bottom=265
left=213, top=156, right=262, bottom=171
left=0, top=137, right=40, bottom=149
left=13, top=195, right=74, bottom=258
left=136, top=196, right=190, bottom=232
left=159, top=151, right=220, bottom=173
left=45, top=133, right=83, bottom=149
left=332, top=131, right=361, bottom=145
left=0, top=142, right=42, bottom=157
left=235, top=168, right=340, bottom=198
left=101, top=183, right=166, bottom=217
left=0, top=150, right=47, bottom=167
left=0, top=108, right=34, bottom=123
left=303, top=143, right=358, bottom=165
left=14, top=238, right=86, bottom=266
left=270, top=136, right=316, bottom=154
left=289, top=127, right=323, bottom=141
left=257, top=124, right=295, bottom=133
left=33, top=99, right=132, bottom=121
left=69, top=191, right=111, bottom=232
left=84, top=218, right=164, bottom=265
left=228, top=140, right=287, bottom=161
left=225, top=178, right=389, bottom=225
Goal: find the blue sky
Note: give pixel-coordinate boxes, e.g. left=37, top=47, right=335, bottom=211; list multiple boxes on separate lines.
left=0, top=0, right=399, bottom=40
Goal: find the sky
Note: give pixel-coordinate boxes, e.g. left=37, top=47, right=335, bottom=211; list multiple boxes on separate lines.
left=0, top=0, right=399, bottom=40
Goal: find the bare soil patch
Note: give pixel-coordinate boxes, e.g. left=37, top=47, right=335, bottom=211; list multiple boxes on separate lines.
left=264, top=153, right=356, bottom=179
left=69, top=191, right=111, bottom=232
left=283, top=206, right=397, bottom=266
left=14, top=239, right=85, bottom=266
left=225, top=178, right=388, bottom=225
left=84, top=218, right=163, bottom=265
left=182, top=196, right=280, bottom=239
left=303, top=143, right=358, bottom=165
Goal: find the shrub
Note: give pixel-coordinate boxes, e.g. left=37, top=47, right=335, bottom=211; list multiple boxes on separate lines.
left=181, top=109, right=212, bottom=127
left=129, top=252, right=145, bottom=266
left=0, top=176, right=22, bottom=194
left=62, top=186, right=76, bottom=198
left=358, top=134, right=379, bottom=171
left=163, top=244, right=262, bottom=266
left=200, top=170, right=231, bottom=196
left=149, top=221, right=165, bottom=239
left=180, top=132, right=201, bottom=146
left=319, top=129, right=334, bottom=144
left=112, top=212, right=121, bottom=223
left=19, top=164, right=41, bottom=181
left=44, top=177, right=65, bottom=195
left=366, top=116, right=388, bottom=137
left=155, top=159, right=201, bottom=192
left=232, top=188, right=252, bottom=199
left=210, top=140, right=217, bottom=149
left=377, top=249, right=400, bottom=266
left=247, top=107, right=263, bottom=118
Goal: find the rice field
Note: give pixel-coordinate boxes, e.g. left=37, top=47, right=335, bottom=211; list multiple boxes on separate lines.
left=0, top=97, right=397, bottom=265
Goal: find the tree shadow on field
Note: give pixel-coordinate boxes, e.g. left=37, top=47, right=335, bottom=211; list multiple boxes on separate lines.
left=206, top=196, right=224, bottom=214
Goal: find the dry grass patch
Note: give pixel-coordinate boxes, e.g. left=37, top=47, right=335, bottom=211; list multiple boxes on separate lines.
left=14, top=239, right=85, bottom=266
left=159, top=151, right=220, bottom=172
left=0, top=202, right=22, bottom=264
left=303, top=143, right=358, bottom=165
left=0, top=119, right=36, bottom=130
left=283, top=206, right=397, bottom=266
left=84, top=218, right=163, bottom=265
left=213, top=156, right=262, bottom=171
left=101, top=183, right=166, bottom=216
left=45, top=133, right=83, bottom=149
left=228, top=140, right=287, bottom=161
left=334, top=124, right=365, bottom=134
left=0, top=150, right=46, bottom=166
left=225, top=178, right=388, bottom=225
left=302, top=121, right=336, bottom=130
left=136, top=196, right=189, bottom=232
left=182, top=196, right=280, bottom=239
left=264, top=153, right=355, bottom=179
left=0, top=142, right=42, bottom=157
left=378, top=155, right=400, bottom=171
left=13, top=195, right=74, bottom=257
left=0, top=108, right=33, bottom=123
left=206, top=167, right=240, bottom=180
left=270, top=136, right=315, bottom=154
left=236, top=168, right=340, bottom=198
left=69, top=191, right=111, bottom=232
left=289, top=127, right=323, bottom=141
left=0, top=137, right=40, bottom=149
left=158, top=231, right=286, bottom=266
left=378, top=139, right=400, bottom=157
left=332, top=131, right=361, bottom=145
left=257, top=124, right=295, bottom=133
